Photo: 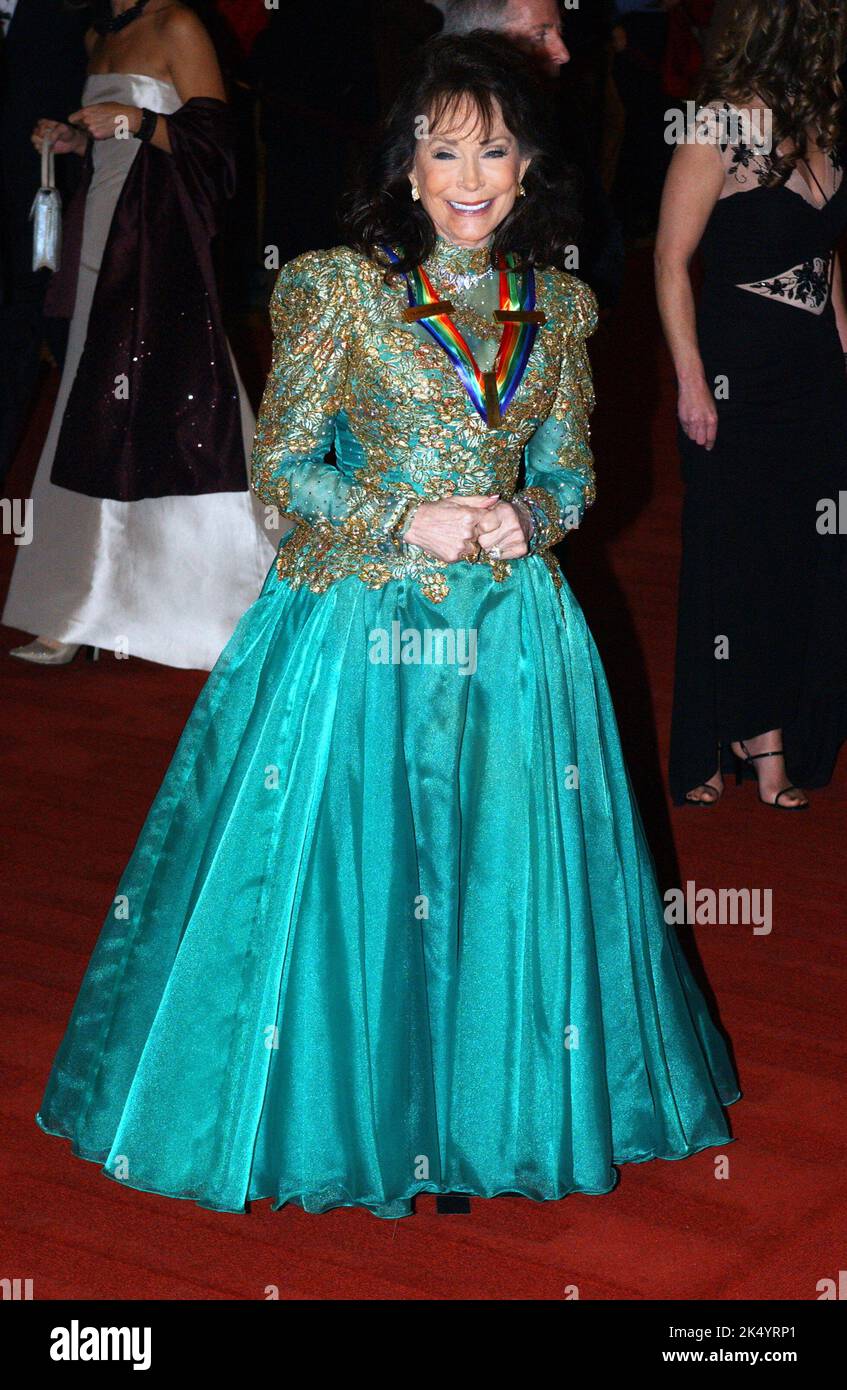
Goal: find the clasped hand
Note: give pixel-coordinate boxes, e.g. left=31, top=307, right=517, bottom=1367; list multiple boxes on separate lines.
left=403, top=494, right=532, bottom=564
left=32, top=104, right=142, bottom=156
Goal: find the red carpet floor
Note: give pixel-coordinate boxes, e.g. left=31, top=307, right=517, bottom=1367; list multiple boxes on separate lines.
left=1, top=250, right=844, bottom=1300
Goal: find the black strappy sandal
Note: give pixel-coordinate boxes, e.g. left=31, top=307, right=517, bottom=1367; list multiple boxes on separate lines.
left=734, top=741, right=809, bottom=810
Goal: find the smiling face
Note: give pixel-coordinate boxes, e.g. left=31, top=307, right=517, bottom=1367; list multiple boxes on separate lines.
left=409, top=95, right=531, bottom=249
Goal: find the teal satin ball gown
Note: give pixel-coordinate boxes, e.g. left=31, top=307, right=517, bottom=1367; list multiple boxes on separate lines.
left=36, top=237, right=740, bottom=1218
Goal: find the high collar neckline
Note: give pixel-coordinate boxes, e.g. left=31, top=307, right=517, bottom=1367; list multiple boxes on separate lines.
left=424, top=235, right=494, bottom=278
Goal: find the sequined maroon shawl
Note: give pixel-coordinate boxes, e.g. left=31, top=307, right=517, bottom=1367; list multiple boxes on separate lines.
left=47, top=97, right=246, bottom=501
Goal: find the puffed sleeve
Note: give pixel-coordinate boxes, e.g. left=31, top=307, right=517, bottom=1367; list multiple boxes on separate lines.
left=251, top=249, right=420, bottom=544
left=515, top=276, right=598, bottom=551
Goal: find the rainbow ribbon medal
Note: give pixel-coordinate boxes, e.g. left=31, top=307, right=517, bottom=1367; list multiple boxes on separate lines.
left=382, top=243, right=545, bottom=428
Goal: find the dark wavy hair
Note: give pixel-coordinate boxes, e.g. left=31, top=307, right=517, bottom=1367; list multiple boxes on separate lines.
left=339, top=32, right=581, bottom=281
left=697, top=0, right=847, bottom=186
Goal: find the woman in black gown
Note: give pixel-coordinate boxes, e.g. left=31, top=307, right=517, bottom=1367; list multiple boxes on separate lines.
left=655, top=0, right=847, bottom=808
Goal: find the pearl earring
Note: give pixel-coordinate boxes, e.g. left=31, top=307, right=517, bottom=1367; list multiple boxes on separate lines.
left=411, top=183, right=420, bottom=202
left=516, top=182, right=526, bottom=198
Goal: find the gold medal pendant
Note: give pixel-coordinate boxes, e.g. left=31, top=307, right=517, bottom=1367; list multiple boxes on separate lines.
left=493, top=308, right=547, bottom=326
left=403, top=301, right=454, bottom=322
left=483, top=371, right=502, bottom=428
left=384, top=243, right=543, bottom=429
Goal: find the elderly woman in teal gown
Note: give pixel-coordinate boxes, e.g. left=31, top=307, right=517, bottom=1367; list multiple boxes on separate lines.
left=35, top=34, right=740, bottom=1219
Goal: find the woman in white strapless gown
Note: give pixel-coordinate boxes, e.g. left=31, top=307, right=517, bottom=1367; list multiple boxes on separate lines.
left=4, top=59, right=277, bottom=671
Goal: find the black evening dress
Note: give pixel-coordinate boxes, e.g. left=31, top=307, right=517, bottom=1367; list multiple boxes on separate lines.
left=670, top=102, right=847, bottom=802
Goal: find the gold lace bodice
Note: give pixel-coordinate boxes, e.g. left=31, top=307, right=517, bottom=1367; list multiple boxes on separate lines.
left=251, top=238, right=598, bottom=603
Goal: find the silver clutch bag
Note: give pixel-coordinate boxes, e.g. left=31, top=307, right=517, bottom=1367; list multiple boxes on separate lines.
left=30, top=137, right=62, bottom=273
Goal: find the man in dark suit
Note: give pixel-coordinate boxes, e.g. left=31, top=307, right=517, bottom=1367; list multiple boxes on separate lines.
left=0, top=0, right=90, bottom=488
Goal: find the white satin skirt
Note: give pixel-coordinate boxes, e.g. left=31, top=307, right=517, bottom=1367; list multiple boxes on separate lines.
left=2, top=72, right=278, bottom=671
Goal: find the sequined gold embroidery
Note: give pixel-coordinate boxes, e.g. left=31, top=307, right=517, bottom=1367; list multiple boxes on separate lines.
left=251, top=244, right=598, bottom=602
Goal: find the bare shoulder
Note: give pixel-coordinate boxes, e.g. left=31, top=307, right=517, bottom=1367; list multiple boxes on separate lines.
left=157, top=1, right=217, bottom=61
left=158, top=3, right=223, bottom=98
left=665, top=137, right=728, bottom=205
left=157, top=2, right=207, bottom=42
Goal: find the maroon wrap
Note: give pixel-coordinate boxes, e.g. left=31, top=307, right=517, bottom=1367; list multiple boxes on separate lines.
left=48, top=97, right=247, bottom=501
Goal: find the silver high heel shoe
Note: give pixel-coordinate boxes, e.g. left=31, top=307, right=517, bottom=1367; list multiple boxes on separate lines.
left=9, top=639, right=100, bottom=666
